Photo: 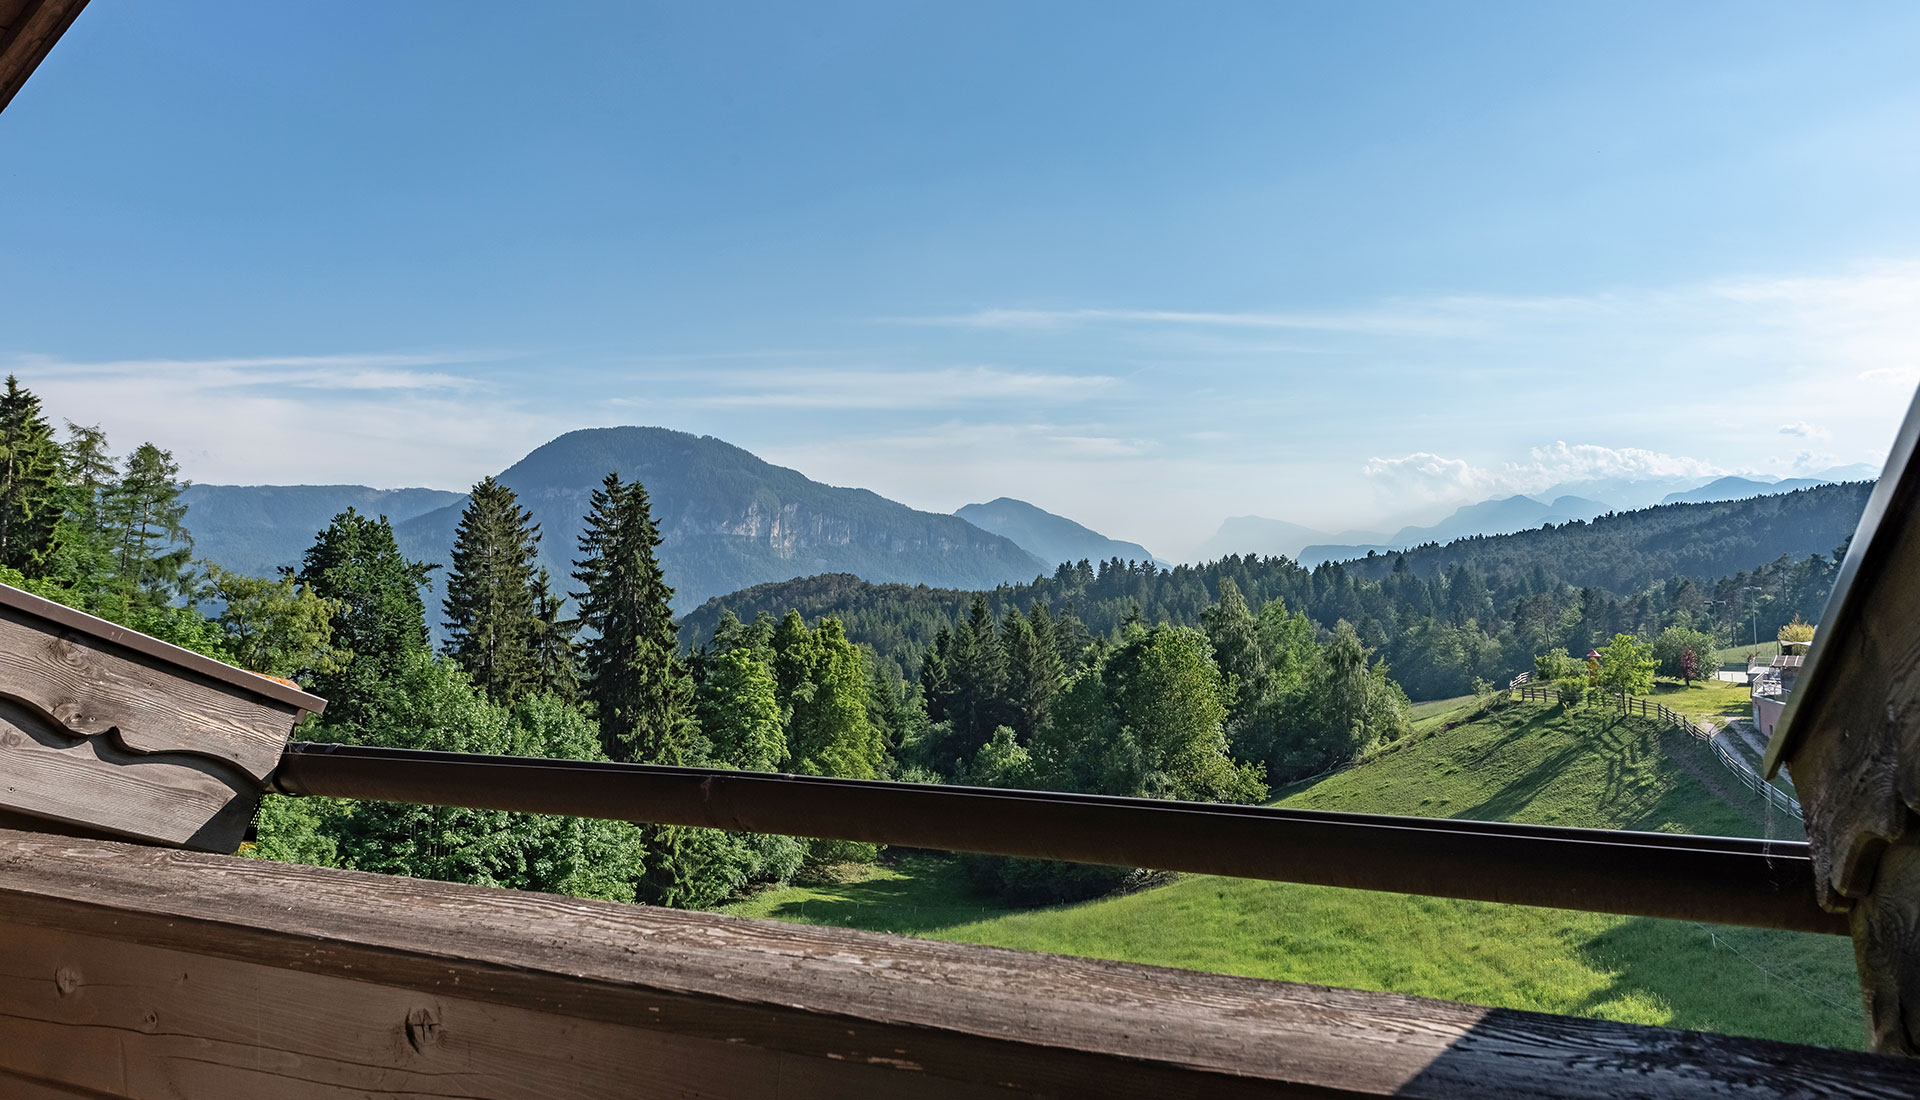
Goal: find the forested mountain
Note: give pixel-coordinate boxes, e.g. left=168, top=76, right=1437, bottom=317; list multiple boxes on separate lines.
left=393, top=427, right=1048, bottom=612
left=180, top=485, right=463, bottom=578
left=954, top=497, right=1157, bottom=569
left=683, top=481, right=1873, bottom=699
left=1299, top=494, right=1606, bottom=565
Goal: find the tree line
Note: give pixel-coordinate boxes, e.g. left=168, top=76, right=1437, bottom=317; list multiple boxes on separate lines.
left=682, top=481, right=1861, bottom=704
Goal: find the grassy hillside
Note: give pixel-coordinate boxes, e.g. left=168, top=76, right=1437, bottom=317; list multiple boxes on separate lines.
left=719, top=700, right=1864, bottom=1049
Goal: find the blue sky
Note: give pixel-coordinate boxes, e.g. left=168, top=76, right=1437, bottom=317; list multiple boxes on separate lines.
left=4, top=1, right=1918, bottom=557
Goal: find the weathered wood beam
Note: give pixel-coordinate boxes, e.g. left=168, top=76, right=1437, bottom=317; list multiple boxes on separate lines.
left=0, top=828, right=1910, bottom=1099
left=1766, top=387, right=1920, bottom=1052
left=0, top=0, right=87, bottom=114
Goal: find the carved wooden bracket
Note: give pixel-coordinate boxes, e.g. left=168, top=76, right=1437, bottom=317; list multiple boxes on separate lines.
left=0, top=585, right=324, bottom=853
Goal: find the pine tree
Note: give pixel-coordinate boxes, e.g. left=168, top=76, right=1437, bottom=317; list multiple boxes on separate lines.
left=101, top=442, right=193, bottom=605
left=0, top=376, right=67, bottom=575
left=443, top=477, right=542, bottom=704
left=572, top=472, right=694, bottom=764
left=299, top=508, right=436, bottom=736
left=1002, top=605, right=1063, bottom=743
left=572, top=472, right=707, bottom=906
left=949, top=595, right=1006, bottom=755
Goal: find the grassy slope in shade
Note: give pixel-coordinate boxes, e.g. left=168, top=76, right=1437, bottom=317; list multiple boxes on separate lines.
left=721, top=701, right=1864, bottom=1049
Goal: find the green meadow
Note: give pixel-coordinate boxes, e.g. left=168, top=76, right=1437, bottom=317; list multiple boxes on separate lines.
left=718, top=699, right=1862, bottom=1049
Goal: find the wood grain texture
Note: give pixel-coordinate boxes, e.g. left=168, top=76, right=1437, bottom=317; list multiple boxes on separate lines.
left=0, top=828, right=1910, bottom=1099
left=0, top=604, right=305, bottom=780
left=0, top=698, right=255, bottom=849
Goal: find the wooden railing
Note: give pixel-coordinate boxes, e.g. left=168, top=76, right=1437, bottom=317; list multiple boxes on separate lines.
left=1513, top=685, right=1803, bottom=821
left=1, top=825, right=1911, bottom=1100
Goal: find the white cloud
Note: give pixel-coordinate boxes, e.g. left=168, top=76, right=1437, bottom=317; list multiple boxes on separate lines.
left=1779, top=421, right=1830, bottom=441
left=1364, top=441, right=1724, bottom=505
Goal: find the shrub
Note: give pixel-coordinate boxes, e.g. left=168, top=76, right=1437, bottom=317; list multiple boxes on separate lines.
left=1555, top=677, right=1587, bottom=709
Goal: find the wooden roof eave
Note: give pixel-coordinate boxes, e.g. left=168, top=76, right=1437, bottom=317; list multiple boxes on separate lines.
left=0, top=0, right=88, bottom=114
left=1764, top=384, right=1920, bottom=777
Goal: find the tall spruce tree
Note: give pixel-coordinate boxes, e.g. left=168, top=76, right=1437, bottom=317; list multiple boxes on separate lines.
left=443, top=477, right=542, bottom=704
left=299, top=508, right=436, bottom=737
left=0, top=377, right=67, bottom=575
left=572, top=472, right=706, bottom=906
left=571, top=472, right=695, bottom=764
left=1002, top=605, right=1063, bottom=743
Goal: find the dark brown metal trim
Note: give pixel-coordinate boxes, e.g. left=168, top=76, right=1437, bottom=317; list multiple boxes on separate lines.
left=0, top=583, right=327, bottom=714
left=0, top=0, right=88, bottom=114
left=275, top=743, right=1844, bottom=935
left=1765, top=385, right=1919, bottom=775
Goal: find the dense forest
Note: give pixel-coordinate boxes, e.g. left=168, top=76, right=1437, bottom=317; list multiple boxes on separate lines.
left=0, top=372, right=1868, bottom=913
left=682, top=482, right=1866, bottom=701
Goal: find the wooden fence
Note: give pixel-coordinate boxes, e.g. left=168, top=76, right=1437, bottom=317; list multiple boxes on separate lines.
left=1513, top=685, right=1803, bottom=821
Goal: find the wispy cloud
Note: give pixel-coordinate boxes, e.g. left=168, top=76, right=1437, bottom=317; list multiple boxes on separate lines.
left=680, top=366, right=1117, bottom=410
left=15, top=353, right=553, bottom=488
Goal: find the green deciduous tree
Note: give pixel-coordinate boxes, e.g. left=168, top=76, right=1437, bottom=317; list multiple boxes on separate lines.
left=774, top=613, right=884, bottom=780
left=443, top=477, right=543, bottom=703
left=1652, top=625, right=1717, bottom=685
left=696, top=646, right=786, bottom=772
left=1596, top=632, right=1657, bottom=705
left=201, top=562, right=347, bottom=681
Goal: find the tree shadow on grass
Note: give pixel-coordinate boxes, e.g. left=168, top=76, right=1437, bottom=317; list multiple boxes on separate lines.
left=759, top=856, right=1023, bottom=935
left=1450, top=713, right=1611, bottom=823
left=1562, top=915, right=1866, bottom=1051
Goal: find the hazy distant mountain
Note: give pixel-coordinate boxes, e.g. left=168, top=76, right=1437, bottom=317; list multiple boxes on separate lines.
left=1188, top=516, right=1355, bottom=563
left=386, top=427, right=1047, bottom=613
left=954, top=498, right=1156, bottom=569
left=1533, top=475, right=1716, bottom=512
left=1297, top=494, right=1607, bottom=566
left=1660, top=476, right=1829, bottom=506
left=1814, top=462, right=1880, bottom=483
left=181, top=484, right=465, bottom=578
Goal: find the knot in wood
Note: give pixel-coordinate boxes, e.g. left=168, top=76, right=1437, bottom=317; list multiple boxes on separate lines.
left=405, top=1005, right=443, bottom=1054
left=53, top=966, right=79, bottom=996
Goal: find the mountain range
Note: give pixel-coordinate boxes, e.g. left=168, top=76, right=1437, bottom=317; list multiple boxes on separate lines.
left=176, top=428, right=1882, bottom=617
left=181, top=428, right=1133, bottom=614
